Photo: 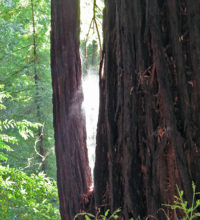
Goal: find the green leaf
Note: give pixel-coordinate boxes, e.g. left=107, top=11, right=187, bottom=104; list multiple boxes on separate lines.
left=105, top=209, right=110, bottom=217
left=0, top=152, right=8, bottom=161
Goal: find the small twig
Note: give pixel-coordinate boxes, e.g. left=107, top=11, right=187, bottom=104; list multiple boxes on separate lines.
left=84, top=0, right=103, bottom=55
left=157, top=208, right=170, bottom=220
left=85, top=19, right=94, bottom=42
left=42, top=146, right=55, bottom=162
left=93, top=18, right=102, bottom=52
left=34, top=127, right=44, bottom=159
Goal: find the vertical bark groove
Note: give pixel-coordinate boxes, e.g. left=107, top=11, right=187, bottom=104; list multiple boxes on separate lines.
left=51, top=0, right=91, bottom=219
left=94, top=0, right=200, bottom=218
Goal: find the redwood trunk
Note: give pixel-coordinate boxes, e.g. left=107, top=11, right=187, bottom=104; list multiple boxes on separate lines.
left=51, top=0, right=91, bottom=219
left=94, top=0, right=200, bottom=219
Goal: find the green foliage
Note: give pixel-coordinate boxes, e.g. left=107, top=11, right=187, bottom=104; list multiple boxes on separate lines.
left=163, top=182, right=200, bottom=220
left=0, top=0, right=56, bottom=179
left=0, top=0, right=59, bottom=217
left=0, top=86, right=42, bottom=162
left=74, top=208, right=121, bottom=220
left=0, top=165, right=60, bottom=220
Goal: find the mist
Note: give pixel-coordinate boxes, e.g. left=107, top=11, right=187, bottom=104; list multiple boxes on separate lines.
left=82, top=70, right=99, bottom=178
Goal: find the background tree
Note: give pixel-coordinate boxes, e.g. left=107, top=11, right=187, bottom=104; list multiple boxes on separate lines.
left=94, top=0, right=200, bottom=219
left=51, top=0, right=91, bottom=219
left=0, top=0, right=56, bottom=178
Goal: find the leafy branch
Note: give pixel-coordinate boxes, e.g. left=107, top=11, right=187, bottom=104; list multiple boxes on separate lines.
left=74, top=208, right=121, bottom=220
left=163, top=182, right=200, bottom=220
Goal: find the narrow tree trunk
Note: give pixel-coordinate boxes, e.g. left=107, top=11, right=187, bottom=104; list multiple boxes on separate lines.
left=91, top=40, right=98, bottom=67
left=51, top=0, right=91, bottom=219
left=94, top=0, right=200, bottom=219
left=83, top=40, right=88, bottom=75
left=31, top=0, right=45, bottom=171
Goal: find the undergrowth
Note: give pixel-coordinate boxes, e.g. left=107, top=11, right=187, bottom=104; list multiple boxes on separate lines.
left=0, top=165, right=60, bottom=220
left=74, top=182, right=200, bottom=220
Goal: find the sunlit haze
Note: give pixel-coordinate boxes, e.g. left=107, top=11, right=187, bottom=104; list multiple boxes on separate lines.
left=82, top=71, right=99, bottom=179
left=81, top=0, right=103, bottom=179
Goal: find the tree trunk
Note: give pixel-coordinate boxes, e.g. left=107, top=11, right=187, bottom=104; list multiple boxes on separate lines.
left=51, top=0, right=91, bottom=219
left=31, top=0, right=45, bottom=171
left=91, top=40, right=98, bottom=67
left=94, top=0, right=200, bottom=219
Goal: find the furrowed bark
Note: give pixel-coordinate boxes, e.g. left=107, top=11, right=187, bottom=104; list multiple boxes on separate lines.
left=51, top=0, right=91, bottom=219
left=94, top=0, right=200, bottom=219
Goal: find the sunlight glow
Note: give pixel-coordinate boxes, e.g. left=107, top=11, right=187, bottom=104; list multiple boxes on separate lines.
left=82, top=71, right=99, bottom=177
left=80, top=0, right=104, bottom=42
left=80, top=0, right=103, bottom=178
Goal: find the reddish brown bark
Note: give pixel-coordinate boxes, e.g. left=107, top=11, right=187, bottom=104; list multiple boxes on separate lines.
left=51, top=0, right=91, bottom=219
left=94, top=0, right=200, bottom=219
left=51, top=0, right=200, bottom=218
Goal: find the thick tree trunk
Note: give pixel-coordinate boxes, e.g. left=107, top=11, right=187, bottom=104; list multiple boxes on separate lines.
left=51, top=0, right=91, bottom=219
left=94, top=0, right=200, bottom=219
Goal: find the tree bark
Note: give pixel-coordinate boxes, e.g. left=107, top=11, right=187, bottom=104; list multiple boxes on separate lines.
left=51, top=0, right=91, bottom=219
left=94, top=0, right=200, bottom=219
